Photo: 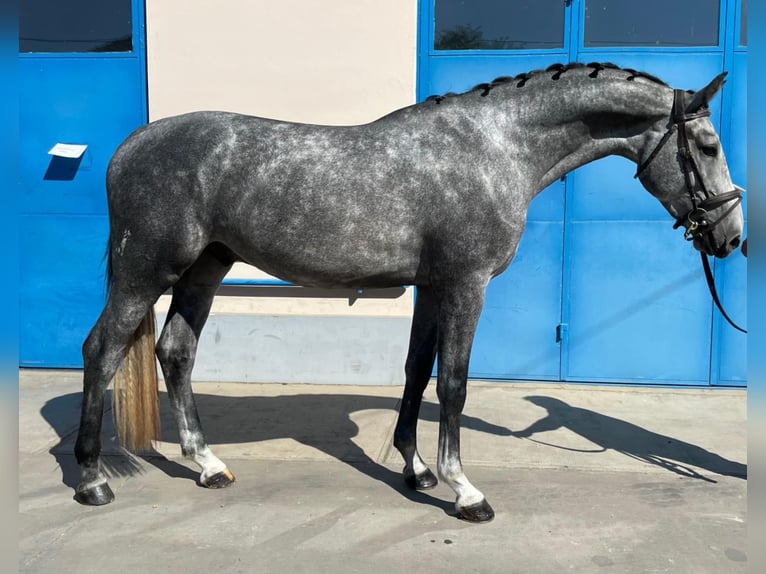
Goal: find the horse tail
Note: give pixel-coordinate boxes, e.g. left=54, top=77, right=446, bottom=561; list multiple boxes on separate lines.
left=112, top=307, right=160, bottom=451
left=105, top=233, right=161, bottom=452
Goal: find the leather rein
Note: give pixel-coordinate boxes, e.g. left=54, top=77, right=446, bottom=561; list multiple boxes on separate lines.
left=634, top=89, right=746, bottom=333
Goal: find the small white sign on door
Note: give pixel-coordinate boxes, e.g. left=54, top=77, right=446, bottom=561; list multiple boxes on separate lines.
left=48, top=143, right=88, bottom=159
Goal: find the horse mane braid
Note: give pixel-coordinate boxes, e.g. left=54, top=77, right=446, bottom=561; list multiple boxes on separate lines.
left=428, top=61, right=669, bottom=102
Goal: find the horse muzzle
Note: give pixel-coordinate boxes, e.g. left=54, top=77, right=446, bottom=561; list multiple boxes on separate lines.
left=677, top=186, right=744, bottom=258
left=692, top=232, right=741, bottom=258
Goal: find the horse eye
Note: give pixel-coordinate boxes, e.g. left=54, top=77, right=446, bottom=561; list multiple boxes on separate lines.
left=699, top=144, right=718, bottom=157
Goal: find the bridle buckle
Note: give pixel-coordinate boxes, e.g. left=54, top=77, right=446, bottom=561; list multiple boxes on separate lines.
left=682, top=208, right=710, bottom=240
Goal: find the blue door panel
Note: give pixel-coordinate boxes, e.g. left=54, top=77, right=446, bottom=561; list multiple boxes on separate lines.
left=19, top=58, right=145, bottom=215
left=569, top=156, right=672, bottom=222
left=575, top=52, right=726, bottom=99
left=712, top=233, right=747, bottom=385
left=470, top=219, right=564, bottom=380
left=420, top=2, right=745, bottom=385
left=526, top=179, right=565, bottom=222
left=713, top=50, right=747, bottom=386
left=421, top=55, right=568, bottom=100
left=561, top=49, right=742, bottom=385
left=725, top=53, right=747, bottom=189
left=20, top=215, right=109, bottom=366
left=18, top=0, right=147, bottom=368
left=564, top=221, right=712, bottom=384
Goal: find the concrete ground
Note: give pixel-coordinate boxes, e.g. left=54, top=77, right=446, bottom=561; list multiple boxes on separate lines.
left=19, top=369, right=747, bottom=573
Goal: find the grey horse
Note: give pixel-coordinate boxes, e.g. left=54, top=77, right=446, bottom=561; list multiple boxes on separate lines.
left=74, top=63, right=743, bottom=522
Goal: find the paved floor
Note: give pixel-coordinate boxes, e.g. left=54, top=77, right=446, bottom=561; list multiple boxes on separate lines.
left=19, top=369, right=747, bottom=573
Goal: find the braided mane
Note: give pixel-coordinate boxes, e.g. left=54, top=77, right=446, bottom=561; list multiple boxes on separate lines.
left=426, top=62, right=668, bottom=103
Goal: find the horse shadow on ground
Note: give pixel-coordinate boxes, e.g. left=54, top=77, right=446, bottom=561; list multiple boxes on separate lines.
left=45, top=391, right=508, bottom=515
left=42, top=390, right=744, bottom=514
left=511, top=396, right=746, bottom=482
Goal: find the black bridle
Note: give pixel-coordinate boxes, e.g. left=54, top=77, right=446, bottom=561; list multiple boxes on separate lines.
left=634, top=89, right=746, bottom=333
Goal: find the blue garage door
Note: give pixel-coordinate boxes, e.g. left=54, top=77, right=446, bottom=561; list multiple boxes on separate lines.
left=419, top=0, right=747, bottom=385
left=19, top=0, right=148, bottom=367
left=711, top=0, right=747, bottom=386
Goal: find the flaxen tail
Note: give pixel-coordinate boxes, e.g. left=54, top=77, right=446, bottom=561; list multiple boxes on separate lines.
left=105, top=234, right=161, bottom=452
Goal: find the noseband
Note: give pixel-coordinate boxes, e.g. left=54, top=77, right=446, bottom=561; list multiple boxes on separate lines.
left=635, top=89, right=746, bottom=334
left=634, top=89, right=742, bottom=241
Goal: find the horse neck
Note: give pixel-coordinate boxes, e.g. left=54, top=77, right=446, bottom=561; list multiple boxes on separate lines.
left=503, top=76, right=674, bottom=191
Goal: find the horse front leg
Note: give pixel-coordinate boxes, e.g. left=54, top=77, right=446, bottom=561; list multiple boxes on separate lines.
left=435, top=279, right=494, bottom=522
left=394, top=286, right=439, bottom=490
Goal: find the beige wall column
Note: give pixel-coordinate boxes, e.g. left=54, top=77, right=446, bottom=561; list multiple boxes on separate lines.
left=146, top=0, right=417, bottom=124
left=144, top=1, right=419, bottom=383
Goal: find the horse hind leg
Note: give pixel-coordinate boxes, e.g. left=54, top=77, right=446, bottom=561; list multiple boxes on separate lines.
left=75, top=285, right=167, bottom=505
left=155, top=245, right=235, bottom=489
left=393, top=286, right=439, bottom=490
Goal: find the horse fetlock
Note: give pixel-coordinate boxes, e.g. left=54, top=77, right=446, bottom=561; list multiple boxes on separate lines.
left=399, top=449, right=437, bottom=490
left=404, top=467, right=438, bottom=490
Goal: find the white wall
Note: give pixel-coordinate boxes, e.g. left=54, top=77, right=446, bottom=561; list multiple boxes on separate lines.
left=146, top=0, right=417, bottom=124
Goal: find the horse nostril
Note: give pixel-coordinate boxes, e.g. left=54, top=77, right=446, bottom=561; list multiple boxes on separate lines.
left=729, top=236, right=741, bottom=249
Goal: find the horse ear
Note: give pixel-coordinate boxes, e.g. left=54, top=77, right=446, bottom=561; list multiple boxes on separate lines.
left=685, top=72, right=728, bottom=113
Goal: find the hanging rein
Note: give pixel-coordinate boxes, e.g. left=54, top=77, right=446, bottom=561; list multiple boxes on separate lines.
left=634, top=89, right=746, bottom=333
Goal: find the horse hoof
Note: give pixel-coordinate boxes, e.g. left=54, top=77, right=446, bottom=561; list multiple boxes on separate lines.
left=458, top=499, right=495, bottom=523
left=74, top=482, right=115, bottom=506
left=404, top=468, right=438, bottom=490
left=203, top=468, right=236, bottom=489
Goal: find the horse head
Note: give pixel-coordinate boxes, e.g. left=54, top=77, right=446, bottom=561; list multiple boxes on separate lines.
left=635, top=73, right=744, bottom=258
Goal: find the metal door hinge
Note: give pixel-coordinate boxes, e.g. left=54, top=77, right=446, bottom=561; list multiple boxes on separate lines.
left=556, top=323, right=568, bottom=343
